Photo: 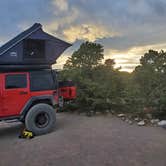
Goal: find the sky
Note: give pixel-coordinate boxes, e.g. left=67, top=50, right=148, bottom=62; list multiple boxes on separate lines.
left=1, top=0, right=166, bottom=72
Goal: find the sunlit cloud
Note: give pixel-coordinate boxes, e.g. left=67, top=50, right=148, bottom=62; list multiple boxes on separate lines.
left=63, top=24, right=114, bottom=42
left=45, top=7, right=79, bottom=35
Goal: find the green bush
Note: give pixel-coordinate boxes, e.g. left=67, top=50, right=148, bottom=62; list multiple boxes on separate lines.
left=60, top=43, right=166, bottom=118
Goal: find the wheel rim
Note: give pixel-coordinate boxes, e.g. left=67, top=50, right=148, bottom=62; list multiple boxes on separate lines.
left=35, top=112, right=49, bottom=128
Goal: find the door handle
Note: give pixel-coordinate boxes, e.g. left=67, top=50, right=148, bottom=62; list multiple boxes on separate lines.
left=19, top=91, right=28, bottom=95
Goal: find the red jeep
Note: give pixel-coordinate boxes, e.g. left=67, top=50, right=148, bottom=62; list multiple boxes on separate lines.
left=0, top=23, right=73, bottom=135
left=0, top=69, right=58, bottom=135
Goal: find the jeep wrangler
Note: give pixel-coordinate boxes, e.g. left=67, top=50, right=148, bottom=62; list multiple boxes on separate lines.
left=0, top=69, right=58, bottom=135
left=0, top=23, right=73, bottom=135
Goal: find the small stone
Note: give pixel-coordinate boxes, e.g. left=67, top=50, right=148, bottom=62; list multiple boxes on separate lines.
left=137, top=120, right=145, bottom=126
left=128, top=120, right=133, bottom=125
left=118, top=114, right=125, bottom=118
left=134, top=117, right=140, bottom=122
left=125, top=119, right=133, bottom=125
left=125, top=119, right=129, bottom=123
left=150, top=119, right=160, bottom=124
left=158, top=120, right=166, bottom=128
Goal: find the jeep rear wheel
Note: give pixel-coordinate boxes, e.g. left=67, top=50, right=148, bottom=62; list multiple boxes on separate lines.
left=25, top=103, right=56, bottom=135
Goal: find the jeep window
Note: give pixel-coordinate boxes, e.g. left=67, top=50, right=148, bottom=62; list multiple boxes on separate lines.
left=30, top=70, right=55, bottom=91
left=5, top=74, right=27, bottom=89
left=59, top=81, right=75, bottom=87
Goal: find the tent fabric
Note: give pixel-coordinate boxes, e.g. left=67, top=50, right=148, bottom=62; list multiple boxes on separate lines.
left=0, top=23, right=71, bottom=68
left=0, top=23, right=42, bottom=56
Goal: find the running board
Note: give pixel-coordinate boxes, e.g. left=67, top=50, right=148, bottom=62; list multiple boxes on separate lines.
left=0, top=116, right=20, bottom=122
left=4, top=119, right=20, bottom=123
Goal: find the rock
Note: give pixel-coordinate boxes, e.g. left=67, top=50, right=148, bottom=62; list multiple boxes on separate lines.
left=137, top=120, right=145, bottom=126
left=158, top=120, right=166, bottom=128
left=128, top=120, right=133, bottom=125
left=117, top=114, right=125, bottom=118
left=150, top=119, right=160, bottom=124
left=121, top=117, right=126, bottom=121
left=134, top=117, right=140, bottom=122
left=125, top=119, right=129, bottom=123
left=124, top=118, right=133, bottom=125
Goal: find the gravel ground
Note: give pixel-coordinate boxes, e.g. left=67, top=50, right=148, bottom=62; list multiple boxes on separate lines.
left=0, top=113, right=166, bottom=166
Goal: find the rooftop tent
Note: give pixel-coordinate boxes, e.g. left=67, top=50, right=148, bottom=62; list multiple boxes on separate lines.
left=0, top=23, right=71, bottom=70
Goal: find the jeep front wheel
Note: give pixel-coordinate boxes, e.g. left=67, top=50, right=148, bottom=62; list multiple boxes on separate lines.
left=25, top=103, right=56, bottom=135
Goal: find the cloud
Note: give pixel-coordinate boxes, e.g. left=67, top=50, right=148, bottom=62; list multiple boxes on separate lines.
left=63, top=24, right=113, bottom=42
left=1, top=0, right=166, bottom=72
left=52, top=0, right=68, bottom=12
left=148, top=0, right=166, bottom=16
left=45, top=6, right=79, bottom=34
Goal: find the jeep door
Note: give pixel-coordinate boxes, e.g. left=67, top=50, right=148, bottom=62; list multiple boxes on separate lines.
left=2, top=72, right=30, bottom=117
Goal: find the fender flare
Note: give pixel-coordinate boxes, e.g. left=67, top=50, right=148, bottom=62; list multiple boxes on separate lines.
left=20, top=95, right=56, bottom=120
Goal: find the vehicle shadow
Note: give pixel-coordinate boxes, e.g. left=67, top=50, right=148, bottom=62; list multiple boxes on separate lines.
left=0, top=114, right=68, bottom=138
left=0, top=121, right=63, bottom=138
left=0, top=123, right=24, bottom=138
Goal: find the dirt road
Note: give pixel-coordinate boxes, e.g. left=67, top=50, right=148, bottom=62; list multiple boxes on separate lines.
left=0, top=113, right=166, bottom=166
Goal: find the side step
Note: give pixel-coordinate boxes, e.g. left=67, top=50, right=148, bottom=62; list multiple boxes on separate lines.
left=0, top=116, right=20, bottom=122
left=4, top=119, right=20, bottom=123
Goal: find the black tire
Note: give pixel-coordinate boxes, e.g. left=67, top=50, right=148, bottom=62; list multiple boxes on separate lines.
left=25, top=103, right=56, bottom=135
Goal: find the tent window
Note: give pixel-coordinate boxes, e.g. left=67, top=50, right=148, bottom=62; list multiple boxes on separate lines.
left=23, top=39, right=45, bottom=59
